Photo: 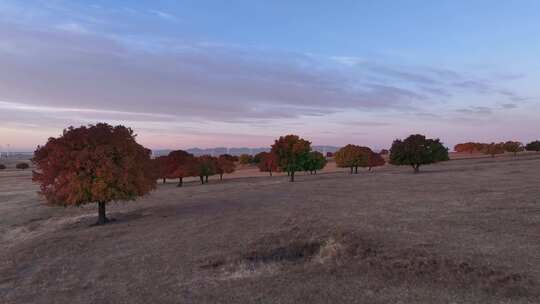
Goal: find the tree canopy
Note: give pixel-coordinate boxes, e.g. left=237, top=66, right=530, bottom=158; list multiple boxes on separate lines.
left=32, top=123, right=156, bottom=225
left=390, top=134, right=449, bottom=173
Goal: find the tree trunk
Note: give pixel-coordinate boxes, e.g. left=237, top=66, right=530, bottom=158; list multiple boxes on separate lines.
left=354, top=166, right=358, bottom=174
left=413, top=164, right=420, bottom=174
left=220, top=173, right=223, bottom=180
left=162, top=178, right=166, bottom=184
left=287, top=171, right=290, bottom=176
left=97, top=201, right=109, bottom=225
left=269, top=170, right=272, bottom=177
left=314, top=170, right=317, bottom=175
left=200, top=176, right=204, bottom=184
left=205, top=175, right=209, bottom=183
left=177, top=177, right=183, bottom=187
left=368, top=167, right=372, bottom=172
left=290, top=171, right=295, bottom=182
left=350, top=167, right=353, bottom=174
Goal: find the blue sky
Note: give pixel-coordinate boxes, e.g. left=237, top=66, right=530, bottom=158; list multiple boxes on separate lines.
left=0, top=0, right=539, bottom=151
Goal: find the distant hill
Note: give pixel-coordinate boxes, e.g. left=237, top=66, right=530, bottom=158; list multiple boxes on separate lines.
left=152, top=145, right=340, bottom=157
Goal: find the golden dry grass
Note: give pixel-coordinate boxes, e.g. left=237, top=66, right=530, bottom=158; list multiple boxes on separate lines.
left=1, top=153, right=540, bottom=303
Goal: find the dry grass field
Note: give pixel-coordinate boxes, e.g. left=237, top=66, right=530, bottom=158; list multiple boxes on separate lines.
left=1, top=154, right=540, bottom=303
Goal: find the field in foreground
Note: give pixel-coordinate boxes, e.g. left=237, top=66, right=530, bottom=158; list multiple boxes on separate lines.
left=1, top=155, right=540, bottom=303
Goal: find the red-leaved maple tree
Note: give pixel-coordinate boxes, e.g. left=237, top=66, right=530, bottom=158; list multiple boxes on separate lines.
left=32, top=123, right=156, bottom=225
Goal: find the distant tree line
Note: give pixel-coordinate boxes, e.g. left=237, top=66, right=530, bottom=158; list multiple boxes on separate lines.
left=454, top=140, right=540, bottom=157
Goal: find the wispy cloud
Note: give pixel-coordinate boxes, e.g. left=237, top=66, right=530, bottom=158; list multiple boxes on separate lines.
left=149, top=9, right=177, bottom=21
left=456, top=106, right=493, bottom=115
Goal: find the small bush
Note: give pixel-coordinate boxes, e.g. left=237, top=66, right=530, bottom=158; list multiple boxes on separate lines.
left=16, top=162, right=30, bottom=170
left=0, top=164, right=6, bottom=170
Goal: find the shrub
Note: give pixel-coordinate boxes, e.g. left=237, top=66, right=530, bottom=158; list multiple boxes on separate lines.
left=16, top=162, right=30, bottom=170
left=271, top=134, right=311, bottom=182
left=32, top=123, right=156, bottom=225
left=525, top=140, right=540, bottom=152
left=390, top=134, right=449, bottom=173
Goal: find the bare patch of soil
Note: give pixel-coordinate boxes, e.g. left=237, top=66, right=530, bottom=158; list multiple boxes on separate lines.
left=201, top=228, right=537, bottom=299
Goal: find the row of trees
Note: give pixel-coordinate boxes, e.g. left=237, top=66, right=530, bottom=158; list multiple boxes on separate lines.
left=154, top=152, right=236, bottom=186
left=454, top=140, right=540, bottom=156
left=334, top=145, right=385, bottom=174
left=30, top=123, right=537, bottom=225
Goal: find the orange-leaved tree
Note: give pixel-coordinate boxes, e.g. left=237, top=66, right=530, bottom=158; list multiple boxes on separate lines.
left=167, top=150, right=196, bottom=187
left=216, top=154, right=236, bottom=180
left=257, top=152, right=279, bottom=176
left=334, top=144, right=369, bottom=174
left=454, top=142, right=486, bottom=154
left=32, top=123, right=156, bottom=225
left=271, top=134, right=311, bottom=182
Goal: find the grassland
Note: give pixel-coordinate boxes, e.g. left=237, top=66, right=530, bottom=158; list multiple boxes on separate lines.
left=1, top=154, right=540, bottom=303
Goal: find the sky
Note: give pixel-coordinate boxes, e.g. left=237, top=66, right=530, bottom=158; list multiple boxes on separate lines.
left=1, top=0, right=539, bottom=151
